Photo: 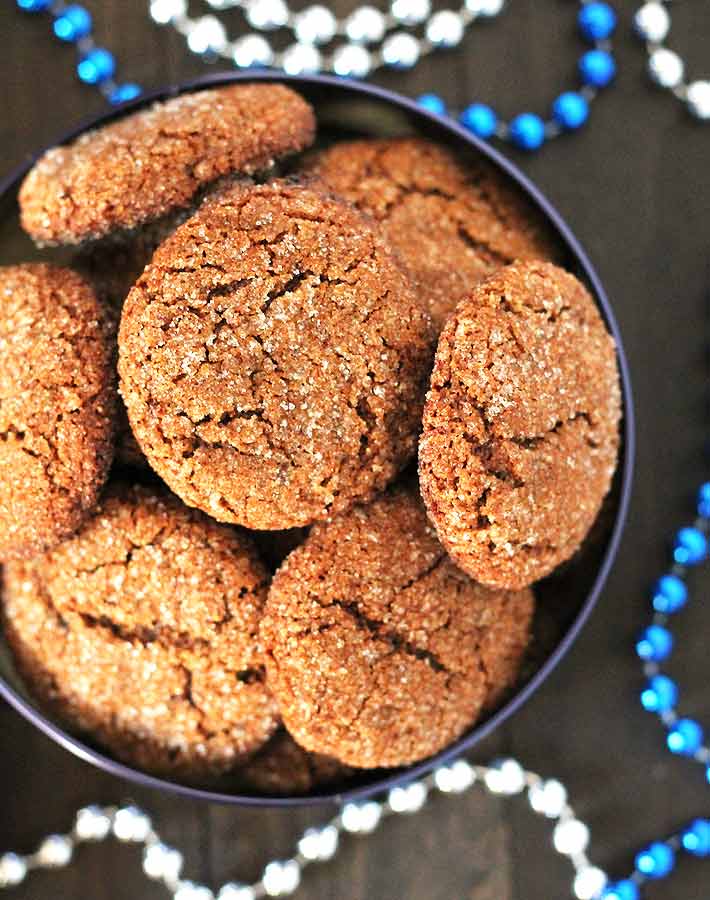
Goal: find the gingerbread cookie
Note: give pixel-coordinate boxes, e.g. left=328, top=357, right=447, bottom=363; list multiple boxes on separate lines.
left=118, top=180, right=432, bottom=530
left=261, top=488, right=534, bottom=768
left=20, top=84, right=316, bottom=245
left=0, top=264, right=116, bottom=561
left=303, top=137, right=558, bottom=331
left=419, top=261, right=621, bottom=590
left=2, top=485, right=279, bottom=779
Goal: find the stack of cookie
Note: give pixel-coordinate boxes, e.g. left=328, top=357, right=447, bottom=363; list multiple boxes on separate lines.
left=0, top=83, right=621, bottom=794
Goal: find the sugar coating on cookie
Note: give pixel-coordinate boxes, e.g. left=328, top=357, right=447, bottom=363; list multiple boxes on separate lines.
left=303, top=137, right=558, bottom=332
left=261, top=489, right=534, bottom=768
left=2, top=485, right=279, bottom=779
left=419, top=260, right=621, bottom=590
left=0, top=264, right=116, bottom=561
left=19, top=84, right=316, bottom=245
left=118, top=180, right=432, bottom=530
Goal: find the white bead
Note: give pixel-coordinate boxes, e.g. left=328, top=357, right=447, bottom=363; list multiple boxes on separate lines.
left=686, top=80, right=710, bottom=120
left=232, top=35, right=274, bottom=68
left=344, top=6, right=386, bottom=44
left=381, top=32, right=420, bottom=68
left=36, top=835, right=73, bottom=868
left=390, top=0, right=430, bottom=26
left=113, top=806, right=152, bottom=842
left=143, top=842, right=184, bottom=881
left=434, top=760, right=475, bottom=793
left=332, top=43, right=372, bottom=78
left=387, top=781, right=428, bottom=814
left=175, top=882, right=215, bottom=900
left=262, top=860, right=301, bottom=897
left=648, top=47, right=684, bottom=89
left=528, top=779, right=568, bottom=818
left=573, top=866, right=608, bottom=900
left=218, top=885, right=256, bottom=900
left=281, top=42, right=322, bottom=74
left=246, top=0, right=289, bottom=30
left=297, top=825, right=339, bottom=861
left=465, top=0, right=505, bottom=16
left=484, top=759, right=526, bottom=795
left=426, top=10, right=464, bottom=47
left=294, top=5, right=337, bottom=45
left=0, top=853, right=27, bottom=887
left=74, top=805, right=112, bottom=842
left=340, top=801, right=382, bottom=834
left=634, top=2, right=670, bottom=43
left=186, top=15, right=228, bottom=54
left=553, top=819, right=590, bottom=856
left=150, top=0, right=188, bottom=24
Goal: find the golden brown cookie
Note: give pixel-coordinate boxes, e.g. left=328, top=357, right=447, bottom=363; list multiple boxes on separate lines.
left=419, top=261, right=621, bottom=590
left=261, top=488, right=533, bottom=768
left=303, top=137, right=559, bottom=331
left=20, top=84, right=316, bottom=245
left=0, top=264, right=116, bottom=561
left=2, top=485, right=279, bottom=779
left=118, top=180, right=432, bottom=530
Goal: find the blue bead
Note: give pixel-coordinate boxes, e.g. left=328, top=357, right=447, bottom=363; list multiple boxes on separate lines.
left=108, top=83, right=143, bottom=105
left=697, top=482, right=710, bottom=518
left=509, top=113, right=545, bottom=151
left=459, top=103, right=498, bottom=139
left=673, top=526, right=708, bottom=565
left=667, top=718, right=704, bottom=756
left=16, top=0, right=52, bottom=11
left=578, top=3, right=617, bottom=41
left=53, top=5, right=92, bottom=41
left=641, top=674, right=677, bottom=713
left=707, top=764, right=710, bottom=785
left=652, top=574, right=687, bottom=614
left=417, top=93, right=447, bottom=116
left=77, top=48, right=116, bottom=84
left=636, top=625, right=673, bottom=662
left=635, top=841, right=675, bottom=879
left=579, top=49, right=616, bottom=88
left=552, top=92, right=589, bottom=130
left=682, top=819, right=710, bottom=857
left=601, top=881, right=639, bottom=900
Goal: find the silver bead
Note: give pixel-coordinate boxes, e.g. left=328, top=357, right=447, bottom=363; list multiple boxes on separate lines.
left=143, top=842, right=184, bottom=881
left=246, top=0, right=289, bottom=31
left=175, top=882, right=215, bottom=900
left=648, top=47, right=684, bottom=89
left=344, top=6, right=386, bottom=44
left=573, top=866, right=608, bottom=900
left=232, top=34, right=274, bottom=68
left=332, top=43, right=372, bottom=78
left=36, top=835, right=73, bottom=868
left=218, top=885, right=256, bottom=900
left=340, top=801, right=382, bottom=834
left=387, top=781, right=428, bottom=813
left=0, top=853, right=27, bottom=887
left=634, top=2, right=670, bottom=43
left=113, top=806, right=152, bottom=842
left=686, top=80, right=710, bottom=120
left=262, top=860, right=301, bottom=897
left=74, top=805, right=112, bottom=842
left=381, top=32, right=420, bottom=69
left=425, top=10, right=464, bottom=47
left=281, top=42, right=322, bottom=74
left=297, top=825, right=339, bottom=862
left=553, top=818, right=590, bottom=856
left=465, top=0, right=505, bottom=16
left=528, top=779, right=568, bottom=818
left=484, top=759, right=526, bottom=795
left=294, top=5, right=337, bottom=45
left=186, top=15, right=228, bottom=54
left=150, top=0, right=188, bottom=24
left=434, top=759, right=475, bottom=794
left=390, top=0, right=431, bottom=26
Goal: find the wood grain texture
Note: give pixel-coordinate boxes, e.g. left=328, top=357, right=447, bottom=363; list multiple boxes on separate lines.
left=2, top=2, right=710, bottom=897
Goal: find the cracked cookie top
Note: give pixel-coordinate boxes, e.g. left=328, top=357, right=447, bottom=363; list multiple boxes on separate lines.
left=1, top=484, right=279, bottom=779
left=302, top=137, right=559, bottom=332
left=0, top=264, right=116, bottom=561
left=19, top=84, right=316, bottom=245
left=419, top=260, right=621, bottom=590
left=261, top=488, right=534, bottom=768
left=118, top=180, right=433, bottom=530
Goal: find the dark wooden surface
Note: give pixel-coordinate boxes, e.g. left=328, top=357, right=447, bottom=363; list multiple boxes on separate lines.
left=2, top=2, right=710, bottom=897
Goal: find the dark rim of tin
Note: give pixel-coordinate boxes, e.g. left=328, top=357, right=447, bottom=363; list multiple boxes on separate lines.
left=0, top=71, right=635, bottom=808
